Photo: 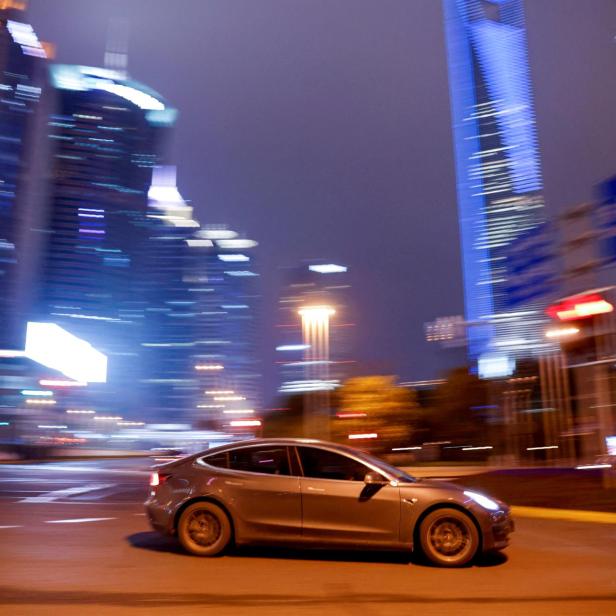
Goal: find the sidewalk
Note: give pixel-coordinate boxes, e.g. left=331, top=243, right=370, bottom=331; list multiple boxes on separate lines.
left=452, top=467, right=616, bottom=514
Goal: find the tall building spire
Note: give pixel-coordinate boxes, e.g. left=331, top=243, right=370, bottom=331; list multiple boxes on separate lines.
left=104, top=17, right=129, bottom=77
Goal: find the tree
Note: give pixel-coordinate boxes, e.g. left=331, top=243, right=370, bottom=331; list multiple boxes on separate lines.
left=425, top=367, right=490, bottom=444
left=333, top=376, right=418, bottom=452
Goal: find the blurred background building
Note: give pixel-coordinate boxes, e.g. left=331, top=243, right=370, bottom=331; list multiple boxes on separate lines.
left=34, top=63, right=177, bottom=418
left=443, top=0, right=551, bottom=370
left=183, top=226, right=261, bottom=434
left=0, top=2, right=50, bottom=350
left=276, top=261, right=354, bottom=397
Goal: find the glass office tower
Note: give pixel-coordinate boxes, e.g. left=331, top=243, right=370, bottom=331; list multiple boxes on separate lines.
left=0, top=4, right=49, bottom=349
left=38, top=64, right=177, bottom=416
left=443, top=0, right=549, bottom=367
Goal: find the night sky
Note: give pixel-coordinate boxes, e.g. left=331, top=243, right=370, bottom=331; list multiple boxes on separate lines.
left=27, top=0, right=616, bottom=403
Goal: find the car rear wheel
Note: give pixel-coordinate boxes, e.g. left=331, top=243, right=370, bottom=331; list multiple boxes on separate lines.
left=177, top=501, right=232, bottom=556
left=418, top=507, right=479, bottom=567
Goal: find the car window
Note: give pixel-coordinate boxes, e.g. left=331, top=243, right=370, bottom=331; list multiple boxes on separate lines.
left=228, top=446, right=290, bottom=476
left=297, top=446, right=371, bottom=482
left=202, top=451, right=228, bottom=468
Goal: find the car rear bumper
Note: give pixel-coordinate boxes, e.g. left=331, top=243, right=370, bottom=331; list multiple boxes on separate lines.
left=145, top=495, right=174, bottom=535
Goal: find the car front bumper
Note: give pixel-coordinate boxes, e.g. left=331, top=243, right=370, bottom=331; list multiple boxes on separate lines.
left=484, top=511, right=514, bottom=551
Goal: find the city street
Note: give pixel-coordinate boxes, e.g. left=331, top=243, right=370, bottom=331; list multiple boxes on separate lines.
left=1, top=459, right=614, bottom=615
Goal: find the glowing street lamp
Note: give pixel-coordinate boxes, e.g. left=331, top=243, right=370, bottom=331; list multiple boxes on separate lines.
left=298, top=305, right=336, bottom=321
left=298, top=305, right=335, bottom=439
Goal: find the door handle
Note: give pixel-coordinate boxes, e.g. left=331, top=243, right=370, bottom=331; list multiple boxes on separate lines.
left=306, top=486, right=325, bottom=493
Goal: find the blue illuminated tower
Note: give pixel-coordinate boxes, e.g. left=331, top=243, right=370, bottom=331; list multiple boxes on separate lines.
left=38, top=64, right=177, bottom=416
left=443, top=0, right=547, bottom=365
left=0, top=4, right=49, bottom=349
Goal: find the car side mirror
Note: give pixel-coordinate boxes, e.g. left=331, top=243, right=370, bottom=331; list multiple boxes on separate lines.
left=364, top=471, right=387, bottom=485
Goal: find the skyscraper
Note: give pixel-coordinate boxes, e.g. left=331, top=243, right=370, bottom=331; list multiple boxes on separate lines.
left=0, top=2, right=49, bottom=349
left=443, top=0, right=548, bottom=366
left=38, top=64, right=177, bottom=415
left=185, top=226, right=261, bottom=433
left=276, top=261, right=353, bottom=396
left=140, top=165, right=199, bottom=422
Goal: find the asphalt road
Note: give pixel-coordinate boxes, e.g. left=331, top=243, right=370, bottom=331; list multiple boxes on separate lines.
left=1, top=459, right=615, bottom=615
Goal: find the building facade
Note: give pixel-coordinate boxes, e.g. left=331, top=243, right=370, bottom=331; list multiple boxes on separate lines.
left=37, top=64, right=177, bottom=417
left=185, top=227, right=261, bottom=433
left=443, top=0, right=549, bottom=367
left=0, top=3, right=49, bottom=349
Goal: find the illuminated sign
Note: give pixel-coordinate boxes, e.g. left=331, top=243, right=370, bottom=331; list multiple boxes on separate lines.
left=309, top=264, right=348, bottom=274
left=24, top=322, right=107, bottom=383
left=478, top=353, right=515, bottom=379
left=546, top=294, right=614, bottom=322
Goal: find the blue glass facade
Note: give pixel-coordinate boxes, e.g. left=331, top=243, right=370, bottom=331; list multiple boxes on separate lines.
left=0, top=7, right=48, bottom=348
left=443, top=0, right=547, bottom=362
left=38, top=65, right=177, bottom=417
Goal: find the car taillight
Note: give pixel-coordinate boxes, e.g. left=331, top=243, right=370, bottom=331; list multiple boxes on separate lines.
left=149, top=471, right=170, bottom=487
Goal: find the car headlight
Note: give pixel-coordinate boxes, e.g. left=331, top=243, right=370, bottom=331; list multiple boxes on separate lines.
left=463, top=490, right=500, bottom=511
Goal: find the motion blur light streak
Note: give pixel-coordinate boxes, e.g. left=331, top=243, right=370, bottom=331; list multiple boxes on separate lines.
left=229, top=420, right=261, bottom=427
left=576, top=464, right=612, bottom=470
left=20, top=389, right=53, bottom=396
left=545, top=326, right=580, bottom=339
left=308, top=264, right=348, bottom=274
left=39, top=379, right=87, bottom=387
left=194, top=364, right=224, bottom=371
left=348, top=433, right=378, bottom=440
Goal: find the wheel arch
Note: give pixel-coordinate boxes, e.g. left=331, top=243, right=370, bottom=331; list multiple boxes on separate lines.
left=173, top=495, right=236, bottom=541
left=413, top=502, right=483, bottom=553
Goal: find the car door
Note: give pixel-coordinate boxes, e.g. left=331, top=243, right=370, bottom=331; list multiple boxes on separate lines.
left=296, top=446, right=400, bottom=547
left=214, top=444, right=302, bottom=543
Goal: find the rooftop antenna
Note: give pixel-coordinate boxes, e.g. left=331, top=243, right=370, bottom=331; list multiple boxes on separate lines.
left=104, top=18, right=129, bottom=77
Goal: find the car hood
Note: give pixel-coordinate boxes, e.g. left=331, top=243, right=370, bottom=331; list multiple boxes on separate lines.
left=404, top=478, right=461, bottom=491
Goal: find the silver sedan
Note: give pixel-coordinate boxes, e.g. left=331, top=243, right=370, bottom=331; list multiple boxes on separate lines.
left=145, top=438, right=513, bottom=567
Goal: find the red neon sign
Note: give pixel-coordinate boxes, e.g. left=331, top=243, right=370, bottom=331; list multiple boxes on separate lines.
left=546, top=293, right=614, bottom=322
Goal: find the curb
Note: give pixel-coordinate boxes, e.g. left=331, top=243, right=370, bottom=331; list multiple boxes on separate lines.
left=511, top=505, right=616, bottom=525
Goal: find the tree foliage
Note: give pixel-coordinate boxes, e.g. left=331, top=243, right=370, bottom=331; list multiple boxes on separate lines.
left=332, top=375, right=418, bottom=451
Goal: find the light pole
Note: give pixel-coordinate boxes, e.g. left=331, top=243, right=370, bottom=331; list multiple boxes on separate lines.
left=298, top=305, right=335, bottom=439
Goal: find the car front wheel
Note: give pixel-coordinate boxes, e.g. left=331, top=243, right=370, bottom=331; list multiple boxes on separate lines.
left=418, top=507, right=479, bottom=567
left=177, top=501, right=232, bottom=556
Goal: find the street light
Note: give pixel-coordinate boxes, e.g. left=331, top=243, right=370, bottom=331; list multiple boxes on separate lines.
left=298, top=305, right=335, bottom=439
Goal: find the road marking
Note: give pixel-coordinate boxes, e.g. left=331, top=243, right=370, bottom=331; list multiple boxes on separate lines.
left=0, top=525, right=22, bottom=529
left=19, top=483, right=114, bottom=503
left=46, top=517, right=116, bottom=524
left=511, top=505, right=616, bottom=525
left=2, top=464, right=149, bottom=476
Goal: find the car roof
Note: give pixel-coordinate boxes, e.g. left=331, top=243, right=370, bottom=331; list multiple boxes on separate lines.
left=202, top=437, right=342, bottom=454
left=196, top=437, right=383, bottom=468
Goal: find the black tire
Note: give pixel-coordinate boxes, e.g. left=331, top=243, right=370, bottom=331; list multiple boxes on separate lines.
left=177, top=501, right=232, bottom=556
left=418, top=507, right=479, bottom=567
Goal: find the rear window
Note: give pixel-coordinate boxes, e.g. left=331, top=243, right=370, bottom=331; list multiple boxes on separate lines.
left=202, top=451, right=228, bottom=468
left=228, top=446, right=290, bottom=476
